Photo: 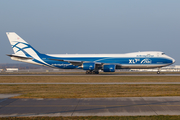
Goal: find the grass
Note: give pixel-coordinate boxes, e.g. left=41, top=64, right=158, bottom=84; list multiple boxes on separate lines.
left=0, top=76, right=180, bottom=83
left=0, top=76, right=180, bottom=98
left=1, top=116, right=180, bottom=120
left=0, top=84, right=180, bottom=98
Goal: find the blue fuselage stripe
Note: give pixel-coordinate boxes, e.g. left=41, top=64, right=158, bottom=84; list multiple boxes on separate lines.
left=33, top=54, right=173, bottom=69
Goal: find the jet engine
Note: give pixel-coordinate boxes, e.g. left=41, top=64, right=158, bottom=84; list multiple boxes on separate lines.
left=103, top=64, right=115, bottom=72
left=82, top=63, right=95, bottom=70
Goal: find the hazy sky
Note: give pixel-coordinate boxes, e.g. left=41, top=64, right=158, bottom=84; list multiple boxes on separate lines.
left=0, top=0, right=180, bottom=64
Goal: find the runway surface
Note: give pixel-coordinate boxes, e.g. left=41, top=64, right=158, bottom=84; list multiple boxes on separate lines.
left=1, top=82, right=180, bottom=84
left=1, top=74, right=180, bottom=76
left=0, top=95, right=180, bottom=117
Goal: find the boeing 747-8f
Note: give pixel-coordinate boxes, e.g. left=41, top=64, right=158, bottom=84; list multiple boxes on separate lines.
left=6, top=32, right=175, bottom=74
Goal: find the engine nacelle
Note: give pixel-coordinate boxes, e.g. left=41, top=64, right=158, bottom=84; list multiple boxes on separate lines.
left=103, top=64, right=116, bottom=72
left=83, top=63, right=95, bottom=70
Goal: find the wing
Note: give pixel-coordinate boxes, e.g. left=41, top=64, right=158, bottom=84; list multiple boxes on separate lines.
left=48, top=58, right=83, bottom=66
left=48, top=58, right=103, bottom=66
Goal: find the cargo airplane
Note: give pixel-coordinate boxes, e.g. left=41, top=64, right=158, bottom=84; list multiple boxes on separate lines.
left=6, top=32, right=175, bottom=74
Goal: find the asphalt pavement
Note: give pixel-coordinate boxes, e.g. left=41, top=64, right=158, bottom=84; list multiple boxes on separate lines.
left=1, top=74, right=180, bottom=76
left=0, top=95, right=180, bottom=117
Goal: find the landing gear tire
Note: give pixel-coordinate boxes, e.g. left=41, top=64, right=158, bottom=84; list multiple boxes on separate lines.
left=86, top=70, right=91, bottom=74
left=86, top=70, right=92, bottom=74
left=95, top=71, right=99, bottom=74
left=86, top=70, right=99, bottom=74
left=157, top=71, right=160, bottom=74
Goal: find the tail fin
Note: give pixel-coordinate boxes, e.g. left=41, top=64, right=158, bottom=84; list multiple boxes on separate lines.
left=6, top=32, right=40, bottom=57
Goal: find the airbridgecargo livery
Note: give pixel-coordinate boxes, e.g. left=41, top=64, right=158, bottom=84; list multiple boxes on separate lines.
left=6, top=32, right=175, bottom=74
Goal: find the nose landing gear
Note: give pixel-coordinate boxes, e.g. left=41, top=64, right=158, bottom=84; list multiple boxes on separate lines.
left=157, top=68, right=161, bottom=74
left=86, top=70, right=99, bottom=74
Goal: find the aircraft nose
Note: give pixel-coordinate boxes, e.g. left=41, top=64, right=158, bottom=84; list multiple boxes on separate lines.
left=172, top=59, right=175, bottom=63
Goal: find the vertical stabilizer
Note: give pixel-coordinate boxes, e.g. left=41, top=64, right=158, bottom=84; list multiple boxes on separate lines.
left=6, top=32, right=40, bottom=57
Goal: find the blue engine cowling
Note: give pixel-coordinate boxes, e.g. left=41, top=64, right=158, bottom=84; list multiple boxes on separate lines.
left=83, top=63, right=95, bottom=70
left=103, top=65, right=116, bottom=72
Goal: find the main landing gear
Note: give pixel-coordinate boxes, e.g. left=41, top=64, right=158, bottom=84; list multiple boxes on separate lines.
left=86, top=70, right=99, bottom=74
left=157, top=68, right=160, bottom=74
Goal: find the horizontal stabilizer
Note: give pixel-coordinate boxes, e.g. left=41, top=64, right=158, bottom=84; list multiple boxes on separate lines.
left=7, top=54, right=33, bottom=60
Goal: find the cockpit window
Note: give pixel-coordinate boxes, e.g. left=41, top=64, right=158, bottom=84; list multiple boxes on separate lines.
left=162, top=53, right=165, bottom=55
